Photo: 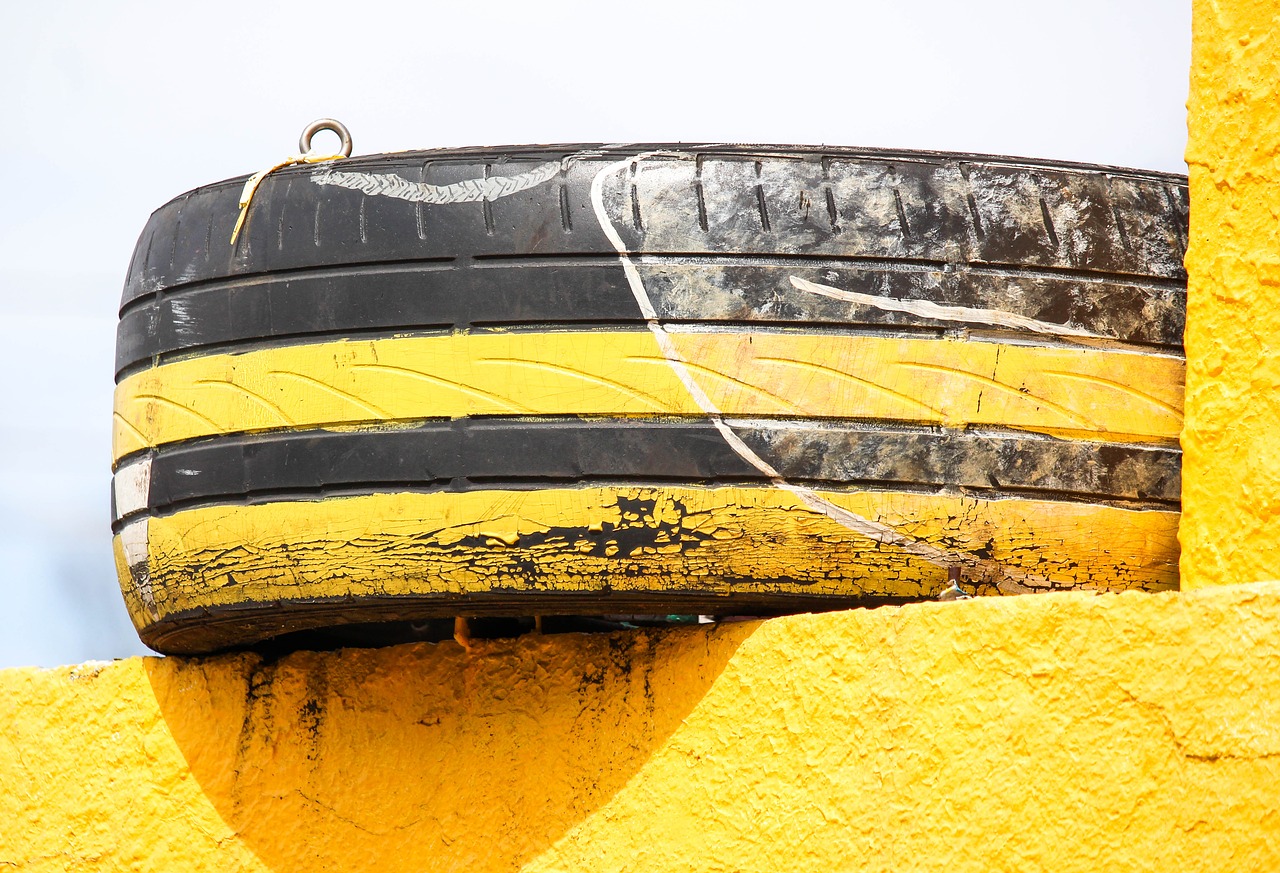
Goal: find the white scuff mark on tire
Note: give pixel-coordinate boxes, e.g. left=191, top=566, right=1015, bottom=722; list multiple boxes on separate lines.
left=119, top=518, right=157, bottom=619
left=168, top=298, right=196, bottom=339
left=112, top=456, right=152, bottom=521
left=313, top=162, right=561, bottom=205
left=588, top=154, right=1044, bottom=590
left=789, top=275, right=1103, bottom=339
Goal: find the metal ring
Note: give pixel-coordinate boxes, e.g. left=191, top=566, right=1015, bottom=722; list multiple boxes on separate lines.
left=299, top=118, right=353, bottom=157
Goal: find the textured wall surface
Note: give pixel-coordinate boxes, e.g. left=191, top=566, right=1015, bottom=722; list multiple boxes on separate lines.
left=1183, top=0, right=1280, bottom=587
left=4, top=583, right=1280, bottom=872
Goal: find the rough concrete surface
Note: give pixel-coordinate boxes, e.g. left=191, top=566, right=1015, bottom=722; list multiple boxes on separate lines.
left=3, top=583, right=1279, bottom=872
left=1183, top=0, right=1280, bottom=587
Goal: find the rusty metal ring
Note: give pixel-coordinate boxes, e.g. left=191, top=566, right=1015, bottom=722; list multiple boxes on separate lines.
left=299, top=118, right=353, bottom=157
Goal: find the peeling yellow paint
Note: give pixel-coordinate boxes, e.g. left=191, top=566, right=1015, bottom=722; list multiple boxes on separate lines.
left=5, top=584, right=1280, bottom=872
left=112, top=331, right=1183, bottom=461
left=1182, top=0, right=1280, bottom=587
left=113, top=485, right=1179, bottom=636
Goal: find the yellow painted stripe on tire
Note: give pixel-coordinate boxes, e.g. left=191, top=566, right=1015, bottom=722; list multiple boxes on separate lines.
left=115, top=486, right=1179, bottom=628
left=113, top=331, right=1184, bottom=461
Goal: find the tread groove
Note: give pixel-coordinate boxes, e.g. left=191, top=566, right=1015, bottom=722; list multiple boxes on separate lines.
left=958, top=162, right=985, bottom=241
left=166, top=195, right=187, bottom=275
left=893, top=189, right=911, bottom=240
left=630, top=185, right=643, bottom=231
left=202, top=210, right=214, bottom=262
left=754, top=161, right=771, bottom=231
left=482, top=164, right=495, bottom=234
left=416, top=161, right=431, bottom=240
left=1165, top=185, right=1188, bottom=247
left=277, top=178, right=292, bottom=252
left=559, top=176, right=573, bottom=233
left=1038, top=197, right=1059, bottom=249
left=1111, top=197, right=1132, bottom=251
left=694, top=155, right=709, bottom=232
left=887, top=164, right=911, bottom=240
left=820, top=155, right=841, bottom=233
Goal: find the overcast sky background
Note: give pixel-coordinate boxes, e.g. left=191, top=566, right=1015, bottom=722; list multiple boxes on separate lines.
left=0, top=0, right=1191, bottom=668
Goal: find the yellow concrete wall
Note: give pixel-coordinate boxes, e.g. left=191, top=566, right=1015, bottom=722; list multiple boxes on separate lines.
left=4, top=583, right=1280, bottom=872
left=1183, top=0, right=1280, bottom=587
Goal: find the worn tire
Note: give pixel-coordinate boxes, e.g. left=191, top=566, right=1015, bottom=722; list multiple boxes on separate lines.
left=112, top=144, right=1188, bottom=654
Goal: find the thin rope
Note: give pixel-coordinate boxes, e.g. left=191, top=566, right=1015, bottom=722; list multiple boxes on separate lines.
left=231, top=151, right=347, bottom=244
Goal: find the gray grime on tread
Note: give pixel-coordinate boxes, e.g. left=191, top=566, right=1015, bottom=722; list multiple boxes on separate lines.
left=120, top=145, right=1187, bottom=307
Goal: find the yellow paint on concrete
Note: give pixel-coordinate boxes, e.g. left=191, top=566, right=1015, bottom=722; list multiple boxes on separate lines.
left=115, top=486, right=1179, bottom=635
left=4, top=583, right=1280, bottom=872
left=111, top=330, right=1184, bottom=461
left=1183, top=0, right=1280, bottom=587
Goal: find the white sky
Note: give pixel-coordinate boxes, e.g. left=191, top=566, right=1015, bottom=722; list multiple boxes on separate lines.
left=0, top=0, right=1191, bottom=667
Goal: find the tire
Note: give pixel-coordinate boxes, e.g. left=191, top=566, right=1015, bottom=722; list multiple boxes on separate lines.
left=112, top=144, right=1188, bottom=654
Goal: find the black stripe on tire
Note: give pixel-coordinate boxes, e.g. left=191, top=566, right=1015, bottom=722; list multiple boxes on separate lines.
left=115, top=257, right=1186, bottom=375
left=114, top=418, right=1181, bottom=522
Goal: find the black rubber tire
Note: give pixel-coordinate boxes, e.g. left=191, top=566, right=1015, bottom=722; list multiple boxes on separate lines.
left=111, top=144, right=1188, bottom=654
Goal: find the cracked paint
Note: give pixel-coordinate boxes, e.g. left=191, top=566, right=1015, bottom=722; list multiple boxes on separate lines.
left=112, top=485, right=1179, bottom=651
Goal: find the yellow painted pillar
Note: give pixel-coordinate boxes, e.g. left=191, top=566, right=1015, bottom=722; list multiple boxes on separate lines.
left=1183, top=0, right=1280, bottom=587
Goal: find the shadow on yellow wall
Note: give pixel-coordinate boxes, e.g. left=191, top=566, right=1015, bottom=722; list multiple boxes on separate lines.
left=146, top=621, right=756, bottom=871
left=7, top=587, right=1280, bottom=871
